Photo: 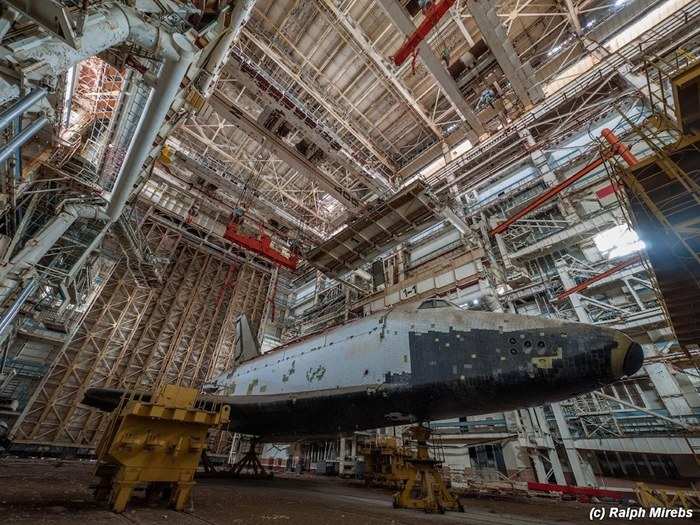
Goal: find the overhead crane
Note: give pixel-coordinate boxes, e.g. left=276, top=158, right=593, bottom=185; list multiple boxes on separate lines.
left=392, top=0, right=456, bottom=67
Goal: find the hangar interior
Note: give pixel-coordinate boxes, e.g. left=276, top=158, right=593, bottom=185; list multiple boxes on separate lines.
left=0, top=0, right=699, bottom=522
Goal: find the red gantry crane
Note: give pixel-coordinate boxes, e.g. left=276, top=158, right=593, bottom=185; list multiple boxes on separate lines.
left=392, top=0, right=457, bottom=67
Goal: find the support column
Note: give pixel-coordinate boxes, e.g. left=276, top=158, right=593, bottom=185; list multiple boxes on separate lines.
left=338, top=437, right=346, bottom=476
left=533, top=407, right=566, bottom=485
left=107, top=34, right=195, bottom=220
left=556, top=260, right=590, bottom=323
left=466, top=0, right=543, bottom=106
left=551, top=402, right=597, bottom=486
left=376, top=0, right=484, bottom=135
left=645, top=363, right=692, bottom=416
left=553, top=260, right=597, bottom=486
left=519, top=129, right=575, bottom=219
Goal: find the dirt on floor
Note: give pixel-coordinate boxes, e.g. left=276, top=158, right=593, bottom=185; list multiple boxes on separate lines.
left=0, top=458, right=679, bottom=524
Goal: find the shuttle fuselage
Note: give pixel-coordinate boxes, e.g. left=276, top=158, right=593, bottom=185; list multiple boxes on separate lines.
left=206, top=300, right=642, bottom=439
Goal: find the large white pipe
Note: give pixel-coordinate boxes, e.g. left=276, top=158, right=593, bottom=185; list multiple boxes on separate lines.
left=106, top=34, right=196, bottom=220
left=0, top=204, right=109, bottom=304
left=0, top=3, right=181, bottom=105
left=199, top=0, right=255, bottom=98
left=0, top=204, right=109, bottom=281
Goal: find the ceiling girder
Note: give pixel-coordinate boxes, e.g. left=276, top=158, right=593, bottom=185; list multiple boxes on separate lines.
left=376, top=0, right=485, bottom=136
left=223, top=57, right=391, bottom=195
left=242, top=28, right=398, bottom=172
left=316, top=0, right=443, bottom=138
left=208, top=91, right=362, bottom=212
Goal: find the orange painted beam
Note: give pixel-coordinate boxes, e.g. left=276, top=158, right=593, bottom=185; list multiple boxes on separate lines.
left=556, top=255, right=642, bottom=301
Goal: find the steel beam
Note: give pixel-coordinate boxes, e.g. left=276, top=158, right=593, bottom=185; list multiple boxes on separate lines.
left=0, top=116, right=48, bottom=164
left=563, top=0, right=582, bottom=33
left=450, top=3, right=475, bottom=47
left=208, top=92, right=361, bottom=212
left=316, top=0, right=443, bottom=138
left=0, top=88, right=46, bottom=132
left=489, top=153, right=610, bottom=236
left=107, top=34, right=196, bottom=220
left=176, top=126, right=334, bottom=228
left=243, top=28, right=397, bottom=172
left=392, top=0, right=456, bottom=66
left=466, top=0, right=543, bottom=106
left=376, top=0, right=484, bottom=135
left=4, top=0, right=83, bottom=49
left=555, top=255, right=643, bottom=302
left=224, top=55, right=390, bottom=194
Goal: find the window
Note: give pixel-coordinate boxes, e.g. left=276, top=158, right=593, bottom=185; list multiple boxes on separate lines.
left=594, top=224, right=645, bottom=259
left=418, top=299, right=453, bottom=310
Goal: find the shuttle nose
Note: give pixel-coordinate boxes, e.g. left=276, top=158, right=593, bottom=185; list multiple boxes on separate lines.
left=623, top=342, right=644, bottom=376
left=609, top=330, right=644, bottom=378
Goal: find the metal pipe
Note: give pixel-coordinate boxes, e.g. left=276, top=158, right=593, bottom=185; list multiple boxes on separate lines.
left=555, top=254, right=642, bottom=301
left=0, top=204, right=108, bottom=283
left=0, top=116, right=48, bottom=164
left=392, top=0, right=456, bottom=66
left=0, top=278, right=36, bottom=339
left=106, top=34, right=196, bottom=220
left=0, top=88, right=46, bottom=132
left=490, top=130, right=639, bottom=236
left=489, top=153, right=611, bottom=236
left=199, top=0, right=256, bottom=98
left=601, top=128, right=639, bottom=166
left=0, top=3, right=183, bottom=104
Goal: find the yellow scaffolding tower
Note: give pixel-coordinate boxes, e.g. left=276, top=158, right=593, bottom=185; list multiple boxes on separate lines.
left=93, top=385, right=229, bottom=512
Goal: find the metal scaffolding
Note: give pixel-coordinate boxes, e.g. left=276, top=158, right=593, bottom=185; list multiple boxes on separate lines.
left=9, top=218, right=271, bottom=450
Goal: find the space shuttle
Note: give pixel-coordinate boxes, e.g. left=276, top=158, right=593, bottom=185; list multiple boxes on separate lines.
left=84, top=298, right=644, bottom=440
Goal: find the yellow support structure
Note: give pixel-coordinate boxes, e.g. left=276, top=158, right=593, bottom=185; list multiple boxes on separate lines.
left=359, top=435, right=413, bottom=489
left=635, top=483, right=700, bottom=511
left=93, top=385, right=229, bottom=513
left=392, top=425, right=463, bottom=514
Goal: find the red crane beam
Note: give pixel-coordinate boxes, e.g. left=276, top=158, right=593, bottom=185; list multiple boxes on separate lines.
left=489, top=129, right=637, bottom=236
left=224, top=223, right=299, bottom=270
left=392, top=0, right=456, bottom=67
left=527, top=481, right=629, bottom=502
left=555, top=254, right=642, bottom=302
left=489, top=153, right=612, bottom=236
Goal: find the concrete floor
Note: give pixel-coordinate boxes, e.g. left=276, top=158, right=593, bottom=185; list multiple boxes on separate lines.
left=0, top=458, right=664, bottom=524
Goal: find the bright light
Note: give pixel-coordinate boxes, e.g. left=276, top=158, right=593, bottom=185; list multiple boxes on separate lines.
left=594, top=224, right=645, bottom=259
left=472, top=299, right=479, bottom=305
left=401, top=138, right=473, bottom=189
left=615, top=0, right=628, bottom=6
left=548, top=44, right=562, bottom=57
left=545, top=0, right=691, bottom=96
left=452, top=139, right=473, bottom=157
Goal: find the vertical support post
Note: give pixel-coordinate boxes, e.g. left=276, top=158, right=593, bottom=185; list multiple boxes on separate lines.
left=107, top=34, right=195, bottom=220
left=551, top=402, right=597, bottom=486
left=338, top=437, right=346, bottom=476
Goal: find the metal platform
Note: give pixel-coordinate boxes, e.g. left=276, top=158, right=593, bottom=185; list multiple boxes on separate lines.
left=672, top=61, right=700, bottom=136
left=305, top=181, right=441, bottom=277
left=621, top=133, right=700, bottom=351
